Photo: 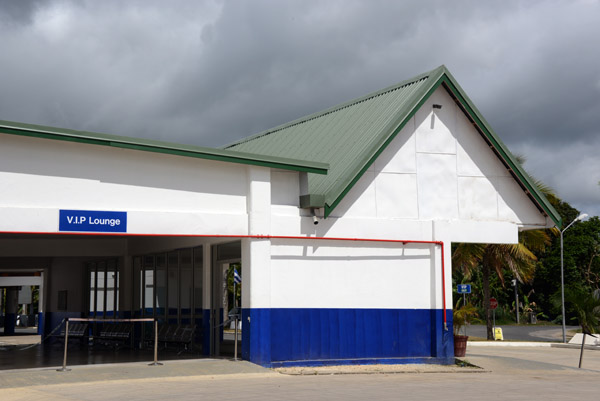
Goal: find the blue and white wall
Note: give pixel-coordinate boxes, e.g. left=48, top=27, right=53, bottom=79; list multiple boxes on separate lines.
left=250, top=86, right=552, bottom=366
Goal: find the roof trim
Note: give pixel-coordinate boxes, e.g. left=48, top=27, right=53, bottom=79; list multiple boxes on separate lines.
left=223, top=68, right=436, bottom=149
left=0, top=120, right=329, bottom=175
left=324, top=67, right=447, bottom=217
left=437, top=70, right=562, bottom=228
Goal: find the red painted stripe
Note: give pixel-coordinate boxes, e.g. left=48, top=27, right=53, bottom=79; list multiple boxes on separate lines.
left=0, top=230, right=448, bottom=327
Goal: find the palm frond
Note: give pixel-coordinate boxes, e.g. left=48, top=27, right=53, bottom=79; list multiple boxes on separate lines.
left=519, top=229, right=551, bottom=253
left=452, top=243, right=485, bottom=278
left=561, top=287, right=600, bottom=335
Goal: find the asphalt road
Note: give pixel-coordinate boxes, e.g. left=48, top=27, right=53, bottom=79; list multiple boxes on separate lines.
left=465, top=324, right=579, bottom=341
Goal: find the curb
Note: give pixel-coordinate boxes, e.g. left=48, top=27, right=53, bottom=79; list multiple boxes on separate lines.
left=551, top=344, right=600, bottom=351
left=275, top=360, right=487, bottom=376
left=467, top=341, right=553, bottom=347
left=277, top=368, right=488, bottom=376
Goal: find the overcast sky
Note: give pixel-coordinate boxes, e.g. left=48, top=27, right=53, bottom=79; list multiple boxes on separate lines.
left=1, top=0, right=599, bottom=218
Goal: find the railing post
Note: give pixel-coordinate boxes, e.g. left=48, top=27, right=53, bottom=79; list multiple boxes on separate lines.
left=148, top=319, right=163, bottom=366
left=57, top=319, right=71, bottom=372
left=234, top=316, right=239, bottom=361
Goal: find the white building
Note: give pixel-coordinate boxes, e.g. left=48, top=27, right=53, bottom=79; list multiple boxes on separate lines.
left=0, top=66, right=560, bottom=366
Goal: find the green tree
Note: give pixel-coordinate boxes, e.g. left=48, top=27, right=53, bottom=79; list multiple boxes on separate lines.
left=453, top=228, right=551, bottom=340
left=553, top=287, right=600, bottom=368
left=453, top=155, right=557, bottom=339
left=533, top=209, right=600, bottom=321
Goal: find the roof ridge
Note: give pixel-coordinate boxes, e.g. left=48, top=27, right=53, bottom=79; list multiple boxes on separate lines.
left=223, top=65, right=446, bottom=149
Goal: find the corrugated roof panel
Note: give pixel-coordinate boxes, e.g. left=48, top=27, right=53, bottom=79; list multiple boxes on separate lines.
left=227, top=71, right=435, bottom=205
left=227, top=65, right=561, bottom=226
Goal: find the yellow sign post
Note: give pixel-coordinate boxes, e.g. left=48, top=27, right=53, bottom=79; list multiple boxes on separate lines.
left=494, top=327, right=504, bottom=341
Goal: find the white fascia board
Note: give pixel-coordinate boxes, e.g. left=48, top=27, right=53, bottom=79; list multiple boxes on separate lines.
left=270, top=214, right=434, bottom=241
left=433, top=220, right=518, bottom=244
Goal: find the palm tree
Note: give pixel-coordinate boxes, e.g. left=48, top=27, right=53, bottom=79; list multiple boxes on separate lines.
left=453, top=229, right=551, bottom=339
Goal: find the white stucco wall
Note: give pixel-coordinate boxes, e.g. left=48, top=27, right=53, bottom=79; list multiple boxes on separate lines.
left=0, top=134, right=249, bottom=235
left=266, top=86, right=552, bottom=313
left=326, top=87, right=547, bottom=228
left=269, top=239, right=437, bottom=309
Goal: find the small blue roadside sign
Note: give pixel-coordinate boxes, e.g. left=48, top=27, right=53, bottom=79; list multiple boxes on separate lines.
left=59, top=209, right=127, bottom=233
left=457, top=284, right=472, bottom=294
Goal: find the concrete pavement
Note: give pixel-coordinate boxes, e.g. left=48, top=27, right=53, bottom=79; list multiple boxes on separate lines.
left=0, top=346, right=598, bottom=400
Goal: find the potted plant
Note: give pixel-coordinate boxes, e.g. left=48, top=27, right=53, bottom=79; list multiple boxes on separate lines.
left=453, top=302, right=478, bottom=357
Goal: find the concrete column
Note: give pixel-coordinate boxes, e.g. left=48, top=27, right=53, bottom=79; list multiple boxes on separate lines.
left=119, top=254, right=132, bottom=317
left=38, top=271, right=46, bottom=335
left=39, top=269, right=47, bottom=336
left=201, top=244, right=211, bottom=355
left=4, top=287, right=19, bottom=335
left=242, top=166, right=272, bottom=365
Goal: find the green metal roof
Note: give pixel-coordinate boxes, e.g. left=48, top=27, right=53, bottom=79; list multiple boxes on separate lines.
left=226, top=65, right=562, bottom=227
left=0, top=120, right=328, bottom=175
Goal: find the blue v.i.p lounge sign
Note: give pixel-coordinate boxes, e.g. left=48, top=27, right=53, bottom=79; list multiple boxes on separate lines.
left=59, top=210, right=127, bottom=233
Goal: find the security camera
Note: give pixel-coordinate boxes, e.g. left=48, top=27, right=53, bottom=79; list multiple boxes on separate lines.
left=313, top=215, right=319, bottom=225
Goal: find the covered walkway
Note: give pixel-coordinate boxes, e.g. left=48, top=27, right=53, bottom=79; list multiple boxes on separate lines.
left=0, top=332, right=213, bottom=371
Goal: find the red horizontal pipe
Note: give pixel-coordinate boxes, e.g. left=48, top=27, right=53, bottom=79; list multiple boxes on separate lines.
left=0, top=230, right=448, bottom=327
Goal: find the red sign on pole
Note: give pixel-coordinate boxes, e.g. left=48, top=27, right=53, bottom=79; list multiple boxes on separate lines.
left=489, top=298, right=498, bottom=310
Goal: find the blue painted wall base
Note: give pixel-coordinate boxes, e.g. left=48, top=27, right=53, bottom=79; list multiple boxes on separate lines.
left=270, top=356, right=453, bottom=368
left=37, top=312, right=44, bottom=335
left=242, top=308, right=453, bottom=367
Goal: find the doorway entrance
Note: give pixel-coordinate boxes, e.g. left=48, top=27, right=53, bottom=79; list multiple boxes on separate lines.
left=0, top=272, right=43, bottom=336
left=210, top=241, right=242, bottom=357
left=133, top=246, right=203, bottom=351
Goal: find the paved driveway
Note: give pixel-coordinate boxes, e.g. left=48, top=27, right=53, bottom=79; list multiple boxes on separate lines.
left=0, top=346, right=598, bottom=400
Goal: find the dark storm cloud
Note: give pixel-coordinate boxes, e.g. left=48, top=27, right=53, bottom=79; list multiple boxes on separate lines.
left=0, top=0, right=598, bottom=216
left=0, top=0, right=43, bottom=24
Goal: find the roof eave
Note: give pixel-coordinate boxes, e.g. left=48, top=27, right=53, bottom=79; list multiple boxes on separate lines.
left=0, top=121, right=329, bottom=175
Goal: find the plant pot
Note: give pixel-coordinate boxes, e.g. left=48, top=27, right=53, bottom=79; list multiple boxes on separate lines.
left=454, top=334, right=469, bottom=357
